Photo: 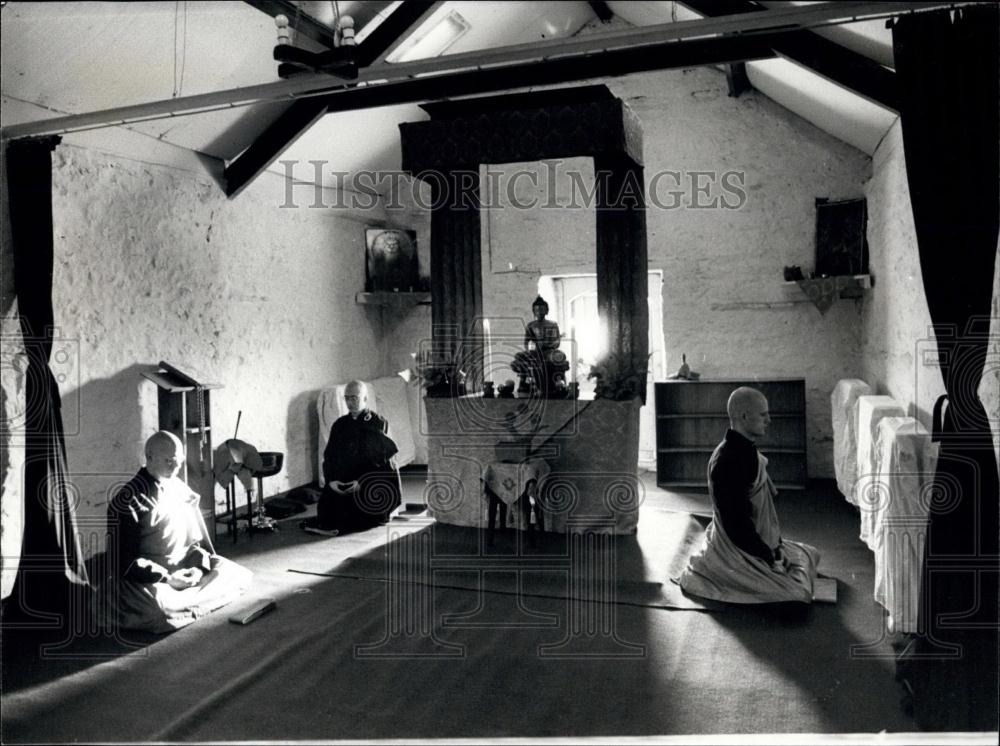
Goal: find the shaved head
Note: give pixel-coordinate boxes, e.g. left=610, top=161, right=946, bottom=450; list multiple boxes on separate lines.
left=145, top=430, right=182, bottom=459
left=145, top=430, right=183, bottom=480
left=344, top=380, right=368, bottom=416
left=727, top=387, right=765, bottom=419
left=727, top=387, right=770, bottom=440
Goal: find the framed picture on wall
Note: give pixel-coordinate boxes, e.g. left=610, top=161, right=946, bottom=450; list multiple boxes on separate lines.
left=814, top=197, right=869, bottom=277
left=365, top=227, right=419, bottom=292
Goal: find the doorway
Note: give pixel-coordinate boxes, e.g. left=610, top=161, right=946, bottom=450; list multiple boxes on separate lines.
left=541, top=271, right=665, bottom=467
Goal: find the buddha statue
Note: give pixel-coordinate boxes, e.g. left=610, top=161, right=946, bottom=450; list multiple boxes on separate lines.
left=511, top=295, right=570, bottom=398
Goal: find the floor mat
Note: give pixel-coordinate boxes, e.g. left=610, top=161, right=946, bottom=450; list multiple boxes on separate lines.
left=287, top=510, right=720, bottom=612
left=3, top=483, right=924, bottom=741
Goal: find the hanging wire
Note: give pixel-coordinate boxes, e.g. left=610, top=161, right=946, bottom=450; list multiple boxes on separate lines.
left=171, top=1, right=188, bottom=98
left=172, top=1, right=179, bottom=97
left=179, top=1, right=188, bottom=96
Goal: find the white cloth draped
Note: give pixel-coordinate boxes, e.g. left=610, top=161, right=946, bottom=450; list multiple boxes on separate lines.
left=857, top=416, right=936, bottom=634
left=854, top=395, right=905, bottom=508
left=831, top=379, right=872, bottom=503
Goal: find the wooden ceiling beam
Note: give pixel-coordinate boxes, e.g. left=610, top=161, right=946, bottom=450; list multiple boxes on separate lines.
left=243, top=0, right=337, bottom=48
left=4, top=2, right=952, bottom=142
left=313, top=32, right=782, bottom=115
left=224, top=99, right=328, bottom=198
left=678, top=0, right=899, bottom=109
left=588, top=2, right=615, bottom=23
left=228, top=3, right=439, bottom=196
left=357, top=1, right=440, bottom=67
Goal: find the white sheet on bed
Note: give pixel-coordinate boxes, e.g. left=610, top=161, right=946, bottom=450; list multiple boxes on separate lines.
left=855, top=395, right=905, bottom=509
left=864, top=416, right=935, bottom=634
left=831, top=378, right=872, bottom=504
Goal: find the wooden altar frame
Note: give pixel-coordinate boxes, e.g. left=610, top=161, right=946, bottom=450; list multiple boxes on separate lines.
left=399, top=85, right=648, bottom=400
left=399, top=86, right=649, bottom=534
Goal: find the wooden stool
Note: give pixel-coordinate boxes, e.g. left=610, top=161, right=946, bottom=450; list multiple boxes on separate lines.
left=486, top=477, right=543, bottom=546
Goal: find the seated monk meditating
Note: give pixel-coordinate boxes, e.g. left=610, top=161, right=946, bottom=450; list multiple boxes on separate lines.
left=679, top=387, right=820, bottom=603
left=302, top=380, right=401, bottom=537
left=106, top=431, right=252, bottom=633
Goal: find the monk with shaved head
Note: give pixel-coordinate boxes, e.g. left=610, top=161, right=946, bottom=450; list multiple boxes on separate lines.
left=105, top=430, right=252, bottom=633
left=301, top=380, right=401, bottom=537
left=679, top=387, right=820, bottom=603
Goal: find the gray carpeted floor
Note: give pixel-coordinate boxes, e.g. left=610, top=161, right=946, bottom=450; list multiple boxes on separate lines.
left=2, top=473, right=922, bottom=741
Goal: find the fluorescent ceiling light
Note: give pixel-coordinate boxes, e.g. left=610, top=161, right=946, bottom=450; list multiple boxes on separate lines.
left=385, top=11, right=470, bottom=63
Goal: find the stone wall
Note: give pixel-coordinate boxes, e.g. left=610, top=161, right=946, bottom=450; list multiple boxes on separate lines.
left=31, top=141, right=386, bottom=557
left=863, top=118, right=1000, bottom=471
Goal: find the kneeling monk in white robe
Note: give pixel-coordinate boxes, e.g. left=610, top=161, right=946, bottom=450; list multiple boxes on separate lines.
left=679, top=387, right=820, bottom=603
left=106, top=431, right=252, bottom=633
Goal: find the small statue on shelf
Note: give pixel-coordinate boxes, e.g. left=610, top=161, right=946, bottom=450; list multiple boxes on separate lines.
left=511, top=295, right=570, bottom=398
left=667, top=353, right=700, bottom=381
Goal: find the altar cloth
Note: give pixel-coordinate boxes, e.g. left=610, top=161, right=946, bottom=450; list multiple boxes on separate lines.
left=484, top=458, right=551, bottom=506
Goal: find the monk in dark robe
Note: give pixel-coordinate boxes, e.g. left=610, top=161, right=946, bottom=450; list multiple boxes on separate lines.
left=105, top=431, right=252, bottom=633
left=679, top=387, right=820, bottom=603
left=305, top=381, right=401, bottom=536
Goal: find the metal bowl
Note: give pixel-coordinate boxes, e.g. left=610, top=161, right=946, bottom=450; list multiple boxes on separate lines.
left=253, top=451, right=284, bottom=477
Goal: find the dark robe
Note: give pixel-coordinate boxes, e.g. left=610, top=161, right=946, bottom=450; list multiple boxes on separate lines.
left=105, top=468, right=251, bottom=633
left=710, top=430, right=778, bottom=563
left=315, top=410, right=401, bottom=532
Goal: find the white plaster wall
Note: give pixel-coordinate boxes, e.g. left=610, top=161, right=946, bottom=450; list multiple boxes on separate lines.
left=862, top=119, right=943, bottom=425
left=46, top=143, right=386, bottom=556
left=481, top=157, right=597, bottom=384
left=380, top=175, right=433, bottom=379
left=476, top=68, right=871, bottom=478
left=863, top=118, right=1000, bottom=473
left=624, top=68, right=870, bottom=479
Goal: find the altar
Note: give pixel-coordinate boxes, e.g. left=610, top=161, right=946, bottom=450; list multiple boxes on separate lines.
left=423, top=396, right=641, bottom=534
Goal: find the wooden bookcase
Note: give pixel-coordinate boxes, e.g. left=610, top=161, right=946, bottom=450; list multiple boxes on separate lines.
left=654, top=378, right=807, bottom=491
left=141, top=363, right=222, bottom=527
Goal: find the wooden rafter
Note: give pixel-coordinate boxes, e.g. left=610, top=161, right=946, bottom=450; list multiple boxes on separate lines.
left=223, top=99, right=329, bottom=198
left=6, top=2, right=948, bottom=144
left=678, top=0, right=898, bottom=109
left=588, top=2, right=615, bottom=23
left=243, top=0, right=337, bottom=48
left=357, top=1, right=439, bottom=67
left=228, top=2, right=439, bottom=197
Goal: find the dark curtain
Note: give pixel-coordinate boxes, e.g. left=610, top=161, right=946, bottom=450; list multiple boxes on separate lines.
left=595, top=155, right=649, bottom=403
left=428, top=169, right=483, bottom=386
left=5, top=137, right=90, bottom=621
left=892, top=6, right=999, bottom=731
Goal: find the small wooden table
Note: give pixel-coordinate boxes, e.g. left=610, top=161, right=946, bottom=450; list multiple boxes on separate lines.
left=483, top=458, right=550, bottom=544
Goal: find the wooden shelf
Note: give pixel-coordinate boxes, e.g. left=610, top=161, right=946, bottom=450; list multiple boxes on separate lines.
left=356, top=291, right=430, bottom=308
left=782, top=274, right=872, bottom=311
left=781, top=273, right=871, bottom=289
left=654, top=379, right=807, bottom=490
left=142, top=363, right=221, bottom=531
